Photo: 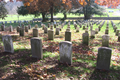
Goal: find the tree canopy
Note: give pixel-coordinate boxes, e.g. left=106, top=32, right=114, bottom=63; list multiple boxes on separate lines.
left=0, top=1, right=8, bottom=19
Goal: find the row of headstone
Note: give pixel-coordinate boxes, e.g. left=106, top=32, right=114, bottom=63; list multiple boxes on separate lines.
left=2, top=35, right=112, bottom=70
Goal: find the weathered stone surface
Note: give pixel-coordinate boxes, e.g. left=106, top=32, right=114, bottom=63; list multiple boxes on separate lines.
left=50, top=25, right=53, bottom=30
left=55, top=28, right=60, bottom=35
left=28, top=24, right=31, bottom=29
left=33, top=28, right=39, bottom=37
left=95, top=28, right=98, bottom=34
left=1, top=25, right=5, bottom=31
left=102, top=34, right=109, bottom=47
left=90, top=26, right=93, bottom=31
left=2, top=35, right=14, bottom=53
left=48, top=30, right=54, bottom=40
left=19, top=28, right=24, bottom=36
left=54, top=24, right=57, bottom=28
left=90, top=30, right=95, bottom=38
left=35, top=24, right=38, bottom=28
left=17, top=26, right=20, bottom=33
left=59, top=41, right=72, bottom=65
left=67, top=25, right=70, bottom=29
left=48, top=23, right=50, bottom=28
left=74, top=24, right=77, bottom=29
left=66, top=28, right=70, bottom=32
left=25, top=26, right=29, bottom=32
left=22, top=24, right=24, bottom=29
left=105, top=29, right=109, bottom=34
left=9, top=25, right=13, bottom=32
left=96, top=47, right=112, bottom=70
left=65, top=31, right=71, bottom=41
left=82, top=32, right=89, bottom=45
left=83, top=25, right=86, bottom=30
left=31, top=37, right=43, bottom=59
left=76, top=27, right=79, bottom=32
left=44, top=27, right=48, bottom=34
left=116, top=30, right=119, bottom=36
left=118, top=33, right=120, bottom=41
left=114, top=27, right=117, bottom=32
left=98, top=26, right=101, bottom=31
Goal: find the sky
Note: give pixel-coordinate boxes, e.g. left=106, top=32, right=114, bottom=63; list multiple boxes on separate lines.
left=5, top=0, right=17, bottom=2
left=5, top=0, right=9, bottom=2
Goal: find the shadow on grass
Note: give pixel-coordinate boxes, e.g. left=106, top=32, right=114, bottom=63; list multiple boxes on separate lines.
left=89, top=65, right=120, bottom=80
left=0, top=48, right=38, bottom=79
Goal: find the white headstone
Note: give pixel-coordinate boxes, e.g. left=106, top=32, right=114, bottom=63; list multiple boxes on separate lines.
left=59, top=41, right=72, bottom=65
left=2, top=35, right=14, bottom=53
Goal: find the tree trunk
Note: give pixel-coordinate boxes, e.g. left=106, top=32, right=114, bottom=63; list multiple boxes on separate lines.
left=64, top=13, right=67, bottom=19
left=84, top=15, right=90, bottom=20
left=50, top=6, right=53, bottom=22
left=83, top=7, right=90, bottom=20
left=42, top=13, right=46, bottom=22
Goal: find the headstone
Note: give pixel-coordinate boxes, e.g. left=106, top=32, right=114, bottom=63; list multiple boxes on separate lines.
left=65, top=31, right=71, bottom=41
left=9, top=25, right=13, bottom=32
left=2, top=35, right=14, bottom=53
left=98, top=26, right=101, bottom=31
left=96, top=47, right=112, bottom=70
left=31, top=37, right=43, bottom=59
left=114, top=27, right=117, bottom=32
left=66, top=28, right=70, bottom=32
left=79, top=24, right=82, bottom=28
left=90, top=30, right=95, bottom=38
left=90, top=25, right=93, bottom=31
left=35, top=24, right=38, bottom=28
left=33, top=28, right=39, bottom=37
left=102, top=34, right=109, bottom=47
left=54, top=24, right=57, bottom=28
left=25, top=26, right=29, bottom=32
left=59, top=26, right=62, bottom=31
left=28, top=24, right=31, bottom=29
left=19, top=28, right=24, bottom=36
left=19, top=22, right=21, bottom=26
left=1, top=25, right=5, bottom=31
left=17, top=26, right=20, bottom=33
left=59, top=41, right=72, bottom=65
left=55, top=28, right=60, bottom=35
left=118, top=33, right=120, bottom=41
left=48, top=23, right=50, bottom=28
left=56, top=23, right=59, bottom=26
left=48, top=30, right=54, bottom=40
left=74, top=24, right=77, bottom=29
left=67, top=25, right=70, bottom=29
left=116, top=30, right=119, bottom=36
left=82, top=32, right=89, bottom=45
left=83, top=25, right=86, bottom=30
left=50, top=25, right=53, bottom=30
left=105, top=29, right=109, bottom=34
left=95, top=28, right=98, bottom=34
left=41, top=24, right=44, bottom=30
left=22, top=24, right=24, bottom=29
left=44, top=27, right=48, bottom=34
left=76, top=27, right=79, bottom=32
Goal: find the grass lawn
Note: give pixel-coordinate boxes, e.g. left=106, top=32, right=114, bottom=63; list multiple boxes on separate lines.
left=0, top=20, right=120, bottom=80
left=0, top=8, right=120, bottom=22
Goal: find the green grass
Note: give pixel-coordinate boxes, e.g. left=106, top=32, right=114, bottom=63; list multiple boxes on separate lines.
left=0, top=8, right=120, bottom=22
left=0, top=20, right=120, bottom=80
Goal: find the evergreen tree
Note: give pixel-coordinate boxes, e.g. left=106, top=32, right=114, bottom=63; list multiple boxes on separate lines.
left=0, top=1, right=8, bottom=19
